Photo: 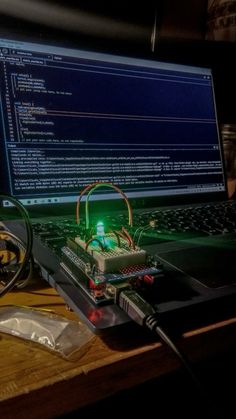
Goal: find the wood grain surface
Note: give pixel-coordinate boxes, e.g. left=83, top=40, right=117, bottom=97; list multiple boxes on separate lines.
left=1, top=278, right=236, bottom=419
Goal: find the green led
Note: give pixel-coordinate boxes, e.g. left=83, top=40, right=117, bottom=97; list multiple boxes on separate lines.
left=96, top=221, right=105, bottom=236
left=94, top=279, right=100, bottom=284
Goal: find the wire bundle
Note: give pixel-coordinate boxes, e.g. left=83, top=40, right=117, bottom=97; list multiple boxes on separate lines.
left=0, top=194, right=33, bottom=297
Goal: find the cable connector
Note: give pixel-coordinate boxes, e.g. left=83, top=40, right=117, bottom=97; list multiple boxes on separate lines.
left=113, top=284, right=202, bottom=393
left=106, top=281, right=132, bottom=304
left=110, top=282, right=155, bottom=326
left=118, top=289, right=155, bottom=326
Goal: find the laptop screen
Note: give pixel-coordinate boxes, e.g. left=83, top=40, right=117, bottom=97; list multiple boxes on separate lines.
left=0, top=36, right=226, bottom=208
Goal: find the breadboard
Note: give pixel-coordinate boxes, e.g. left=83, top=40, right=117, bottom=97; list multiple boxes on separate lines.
left=74, top=235, right=146, bottom=272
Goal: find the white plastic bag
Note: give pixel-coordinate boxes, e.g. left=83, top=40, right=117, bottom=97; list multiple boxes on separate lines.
left=0, top=306, right=93, bottom=358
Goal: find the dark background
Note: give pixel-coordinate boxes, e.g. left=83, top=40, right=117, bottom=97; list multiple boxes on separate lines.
left=0, top=0, right=235, bottom=124
left=1, top=2, right=236, bottom=417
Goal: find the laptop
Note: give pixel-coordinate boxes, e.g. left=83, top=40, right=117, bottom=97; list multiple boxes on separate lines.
left=1, top=35, right=236, bottom=333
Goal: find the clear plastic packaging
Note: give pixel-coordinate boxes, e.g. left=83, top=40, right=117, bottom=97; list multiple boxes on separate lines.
left=0, top=306, right=94, bottom=358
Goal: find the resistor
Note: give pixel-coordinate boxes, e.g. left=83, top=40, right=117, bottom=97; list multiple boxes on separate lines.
left=149, top=219, right=157, bottom=228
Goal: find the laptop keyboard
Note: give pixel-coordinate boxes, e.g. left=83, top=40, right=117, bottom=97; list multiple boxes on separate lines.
left=32, top=201, right=236, bottom=254
left=32, top=219, right=80, bottom=255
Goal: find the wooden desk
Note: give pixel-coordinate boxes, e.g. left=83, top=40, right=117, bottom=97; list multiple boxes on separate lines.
left=1, top=281, right=236, bottom=419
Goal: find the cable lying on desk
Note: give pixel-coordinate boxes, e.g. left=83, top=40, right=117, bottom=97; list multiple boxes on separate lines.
left=0, top=229, right=34, bottom=289
left=111, top=282, right=201, bottom=390
left=0, top=193, right=33, bottom=297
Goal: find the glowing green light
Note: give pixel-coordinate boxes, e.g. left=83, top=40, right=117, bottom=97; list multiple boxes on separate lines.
left=96, top=221, right=105, bottom=236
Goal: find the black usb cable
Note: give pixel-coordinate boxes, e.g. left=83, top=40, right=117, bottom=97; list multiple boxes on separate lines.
left=107, top=282, right=225, bottom=416
left=111, top=282, right=201, bottom=390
